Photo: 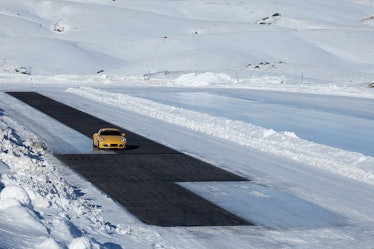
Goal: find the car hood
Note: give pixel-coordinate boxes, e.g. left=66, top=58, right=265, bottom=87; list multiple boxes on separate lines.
left=100, top=135, right=124, bottom=143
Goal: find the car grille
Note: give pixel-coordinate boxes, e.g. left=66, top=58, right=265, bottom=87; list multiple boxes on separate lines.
left=110, top=144, right=118, bottom=147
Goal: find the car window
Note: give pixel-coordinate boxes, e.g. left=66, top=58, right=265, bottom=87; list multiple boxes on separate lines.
left=100, top=130, right=121, bottom=136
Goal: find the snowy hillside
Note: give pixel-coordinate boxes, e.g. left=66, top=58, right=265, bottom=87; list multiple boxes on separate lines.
left=0, top=0, right=374, bottom=248
left=1, top=0, right=373, bottom=87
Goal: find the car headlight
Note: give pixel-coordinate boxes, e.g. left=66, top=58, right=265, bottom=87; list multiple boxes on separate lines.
left=121, top=137, right=127, bottom=143
left=100, top=137, right=106, bottom=142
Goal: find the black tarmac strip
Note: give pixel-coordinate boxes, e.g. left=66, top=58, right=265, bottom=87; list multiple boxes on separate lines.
left=7, top=92, right=253, bottom=227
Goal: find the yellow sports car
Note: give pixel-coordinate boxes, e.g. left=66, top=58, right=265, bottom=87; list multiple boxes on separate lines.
left=93, top=128, right=127, bottom=149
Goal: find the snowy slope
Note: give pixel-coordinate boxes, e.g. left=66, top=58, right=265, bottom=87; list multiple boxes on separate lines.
left=1, top=0, right=373, bottom=85
left=1, top=0, right=374, bottom=248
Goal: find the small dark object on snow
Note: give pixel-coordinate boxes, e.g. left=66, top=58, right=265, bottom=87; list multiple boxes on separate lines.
left=15, top=67, right=30, bottom=75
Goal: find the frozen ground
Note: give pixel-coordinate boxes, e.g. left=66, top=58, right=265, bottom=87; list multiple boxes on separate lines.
left=0, top=0, right=374, bottom=248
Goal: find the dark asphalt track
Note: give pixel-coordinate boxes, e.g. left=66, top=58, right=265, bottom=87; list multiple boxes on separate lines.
left=7, top=92, right=252, bottom=226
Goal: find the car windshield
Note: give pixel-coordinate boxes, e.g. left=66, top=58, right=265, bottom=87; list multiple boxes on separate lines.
left=100, top=130, right=121, bottom=136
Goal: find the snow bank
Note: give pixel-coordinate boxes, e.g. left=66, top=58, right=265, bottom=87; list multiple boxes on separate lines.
left=0, top=114, right=102, bottom=248
left=67, top=87, right=374, bottom=185
left=175, top=72, right=234, bottom=86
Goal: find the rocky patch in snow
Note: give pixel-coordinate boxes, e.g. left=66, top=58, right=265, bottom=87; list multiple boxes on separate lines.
left=256, top=13, right=281, bottom=25
left=361, top=16, right=374, bottom=26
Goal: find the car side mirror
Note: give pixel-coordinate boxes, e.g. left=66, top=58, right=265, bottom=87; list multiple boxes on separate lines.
left=122, top=133, right=126, bottom=136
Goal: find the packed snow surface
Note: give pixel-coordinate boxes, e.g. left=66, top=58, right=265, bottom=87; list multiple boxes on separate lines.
left=1, top=0, right=374, bottom=248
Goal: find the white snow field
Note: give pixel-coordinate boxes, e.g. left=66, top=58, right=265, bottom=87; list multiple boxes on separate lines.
left=0, top=0, right=374, bottom=248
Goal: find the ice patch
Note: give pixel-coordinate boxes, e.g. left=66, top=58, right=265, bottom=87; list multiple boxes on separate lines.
left=180, top=181, right=346, bottom=228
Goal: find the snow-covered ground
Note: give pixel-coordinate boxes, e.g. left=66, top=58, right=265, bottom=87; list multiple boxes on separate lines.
left=1, top=0, right=374, bottom=248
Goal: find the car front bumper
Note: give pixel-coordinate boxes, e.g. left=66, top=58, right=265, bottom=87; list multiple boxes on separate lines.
left=99, top=143, right=126, bottom=149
